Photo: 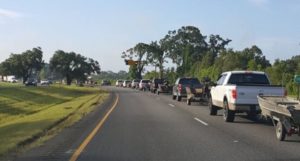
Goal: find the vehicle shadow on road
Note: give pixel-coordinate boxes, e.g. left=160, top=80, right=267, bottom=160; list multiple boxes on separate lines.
left=232, top=115, right=274, bottom=126
left=284, top=139, right=300, bottom=143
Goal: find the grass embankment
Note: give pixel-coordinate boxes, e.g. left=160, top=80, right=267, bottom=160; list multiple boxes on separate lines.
left=0, top=83, right=109, bottom=156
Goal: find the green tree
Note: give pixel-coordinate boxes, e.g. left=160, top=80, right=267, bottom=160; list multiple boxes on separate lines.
left=128, top=64, right=138, bottom=79
left=122, top=43, right=150, bottom=79
left=143, top=70, right=159, bottom=80
left=207, top=34, right=231, bottom=59
left=161, top=26, right=208, bottom=76
left=50, top=50, right=100, bottom=85
left=0, top=47, right=44, bottom=83
left=147, top=41, right=168, bottom=78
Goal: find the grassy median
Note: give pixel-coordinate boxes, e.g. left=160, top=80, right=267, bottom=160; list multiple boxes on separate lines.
left=0, top=82, right=109, bottom=156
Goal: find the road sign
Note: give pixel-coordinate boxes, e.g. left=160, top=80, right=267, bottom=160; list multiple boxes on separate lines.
left=295, top=75, right=300, bottom=84
left=124, top=59, right=138, bottom=66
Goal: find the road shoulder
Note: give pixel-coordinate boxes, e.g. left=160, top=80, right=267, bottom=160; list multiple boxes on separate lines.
left=4, top=92, right=116, bottom=161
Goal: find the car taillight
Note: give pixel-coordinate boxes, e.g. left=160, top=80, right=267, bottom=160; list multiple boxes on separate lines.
left=178, top=84, right=182, bottom=92
left=232, top=89, right=237, bottom=99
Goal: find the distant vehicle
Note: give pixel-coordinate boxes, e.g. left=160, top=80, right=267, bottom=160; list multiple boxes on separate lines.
left=209, top=71, right=286, bottom=122
left=40, top=80, right=50, bottom=86
left=172, top=77, right=202, bottom=101
left=25, top=79, right=37, bottom=86
left=5, top=75, right=17, bottom=83
left=150, top=78, right=164, bottom=93
left=123, top=80, right=131, bottom=88
left=8, top=78, right=18, bottom=83
left=115, top=80, right=123, bottom=87
left=76, top=81, right=84, bottom=87
left=139, top=79, right=150, bottom=91
left=101, top=80, right=111, bottom=86
left=131, top=79, right=140, bottom=89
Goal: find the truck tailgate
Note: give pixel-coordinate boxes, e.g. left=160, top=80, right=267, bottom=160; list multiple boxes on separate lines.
left=235, top=86, right=285, bottom=105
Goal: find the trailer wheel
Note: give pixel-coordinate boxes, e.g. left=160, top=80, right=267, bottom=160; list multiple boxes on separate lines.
left=177, top=95, right=182, bottom=102
left=208, top=97, right=218, bottom=116
left=276, top=121, right=286, bottom=141
left=187, top=99, right=191, bottom=105
left=223, top=100, right=235, bottom=122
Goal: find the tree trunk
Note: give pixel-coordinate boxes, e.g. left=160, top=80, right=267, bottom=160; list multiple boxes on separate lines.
left=159, top=64, right=163, bottom=79
left=137, top=64, right=144, bottom=79
left=66, top=75, right=72, bottom=85
left=23, top=74, right=30, bottom=84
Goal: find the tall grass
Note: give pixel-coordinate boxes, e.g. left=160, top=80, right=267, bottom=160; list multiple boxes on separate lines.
left=0, top=83, right=108, bottom=156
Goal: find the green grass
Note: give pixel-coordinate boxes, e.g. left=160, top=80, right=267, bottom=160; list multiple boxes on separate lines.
left=0, top=82, right=109, bottom=156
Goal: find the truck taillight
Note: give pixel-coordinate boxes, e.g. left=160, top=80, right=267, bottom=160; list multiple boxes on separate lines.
left=232, top=89, right=237, bottom=99
left=178, top=84, right=182, bottom=92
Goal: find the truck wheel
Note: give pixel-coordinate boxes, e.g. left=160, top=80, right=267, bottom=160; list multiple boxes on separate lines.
left=276, top=121, right=286, bottom=141
left=177, top=95, right=182, bottom=102
left=157, top=90, right=160, bottom=95
left=172, top=95, right=176, bottom=100
left=208, top=97, right=218, bottom=116
left=223, top=100, right=235, bottom=122
left=187, top=99, right=191, bottom=105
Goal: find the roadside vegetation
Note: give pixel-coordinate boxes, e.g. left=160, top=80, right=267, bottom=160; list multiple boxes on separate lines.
left=0, top=82, right=108, bottom=156
left=121, top=25, right=300, bottom=96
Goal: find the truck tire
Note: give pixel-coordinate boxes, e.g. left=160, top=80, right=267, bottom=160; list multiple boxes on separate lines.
left=276, top=121, right=286, bottom=141
left=172, top=95, right=176, bottom=100
left=177, top=95, right=182, bottom=102
left=187, top=99, right=191, bottom=105
left=208, top=97, right=218, bottom=116
left=157, top=90, right=160, bottom=95
left=223, top=100, right=235, bottom=122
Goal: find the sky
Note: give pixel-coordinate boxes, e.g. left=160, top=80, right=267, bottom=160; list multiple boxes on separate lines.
left=0, top=0, right=300, bottom=72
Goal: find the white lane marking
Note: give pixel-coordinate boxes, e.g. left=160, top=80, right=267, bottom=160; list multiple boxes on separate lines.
left=233, top=140, right=239, bottom=143
left=168, top=104, right=175, bottom=107
left=65, top=149, right=75, bottom=154
left=194, top=117, right=208, bottom=126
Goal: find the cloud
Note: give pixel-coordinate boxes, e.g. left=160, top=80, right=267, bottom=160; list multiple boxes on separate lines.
left=0, top=8, right=22, bottom=19
left=248, top=0, right=269, bottom=7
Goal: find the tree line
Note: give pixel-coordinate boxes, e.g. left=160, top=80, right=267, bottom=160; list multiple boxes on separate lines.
left=0, top=47, right=100, bottom=85
left=122, top=26, right=300, bottom=95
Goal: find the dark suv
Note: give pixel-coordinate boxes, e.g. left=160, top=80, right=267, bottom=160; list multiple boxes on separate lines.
left=25, top=79, right=37, bottom=86
left=172, top=77, right=202, bottom=101
left=150, top=78, right=164, bottom=93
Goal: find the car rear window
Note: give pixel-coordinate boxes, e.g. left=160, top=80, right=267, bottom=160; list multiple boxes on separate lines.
left=179, top=78, right=200, bottom=85
left=142, top=80, right=150, bottom=83
left=154, top=79, right=163, bottom=83
left=228, top=73, right=270, bottom=85
left=134, top=80, right=140, bottom=82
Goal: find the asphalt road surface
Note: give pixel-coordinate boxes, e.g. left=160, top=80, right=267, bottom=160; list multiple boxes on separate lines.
left=10, top=86, right=300, bottom=161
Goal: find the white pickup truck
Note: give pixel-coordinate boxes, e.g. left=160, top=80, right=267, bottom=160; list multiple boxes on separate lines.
left=209, top=71, right=285, bottom=122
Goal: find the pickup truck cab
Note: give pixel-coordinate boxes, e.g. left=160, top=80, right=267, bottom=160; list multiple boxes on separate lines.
left=209, top=71, right=285, bottom=122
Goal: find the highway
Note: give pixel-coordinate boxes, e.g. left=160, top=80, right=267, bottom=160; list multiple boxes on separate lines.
left=12, top=86, right=300, bottom=161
